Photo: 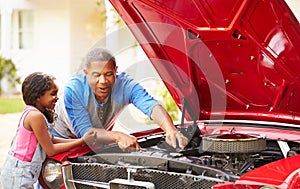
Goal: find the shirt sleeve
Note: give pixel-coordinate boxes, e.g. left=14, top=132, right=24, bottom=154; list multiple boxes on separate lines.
left=114, top=72, right=160, bottom=117
left=64, top=77, right=92, bottom=138
left=129, top=82, right=160, bottom=118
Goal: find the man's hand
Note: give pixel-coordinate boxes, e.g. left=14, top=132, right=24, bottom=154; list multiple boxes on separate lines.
left=113, top=131, right=141, bottom=152
left=89, top=128, right=140, bottom=151
left=150, top=105, right=188, bottom=149
left=165, top=130, right=188, bottom=149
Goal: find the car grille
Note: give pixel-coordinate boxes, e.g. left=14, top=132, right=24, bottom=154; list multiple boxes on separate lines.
left=62, top=163, right=222, bottom=189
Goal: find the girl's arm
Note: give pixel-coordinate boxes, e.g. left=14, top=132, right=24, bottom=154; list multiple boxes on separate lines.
left=28, top=111, right=93, bottom=156
left=52, top=136, right=78, bottom=144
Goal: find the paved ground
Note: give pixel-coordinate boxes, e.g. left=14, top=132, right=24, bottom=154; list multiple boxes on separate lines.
left=0, top=112, right=20, bottom=167
left=0, top=112, right=20, bottom=188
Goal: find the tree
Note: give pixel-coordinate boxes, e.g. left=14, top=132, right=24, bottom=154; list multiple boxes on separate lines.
left=154, top=82, right=179, bottom=121
left=0, top=56, right=21, bottom=95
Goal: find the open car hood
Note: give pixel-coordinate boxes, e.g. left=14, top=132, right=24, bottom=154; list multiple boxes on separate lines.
left=109, top=0, right=300, bottom=124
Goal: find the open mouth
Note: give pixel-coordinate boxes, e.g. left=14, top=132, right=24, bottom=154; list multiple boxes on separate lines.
left=50, top=102, right=56, bottom=109
left=97, top=86, right=110, bottom=94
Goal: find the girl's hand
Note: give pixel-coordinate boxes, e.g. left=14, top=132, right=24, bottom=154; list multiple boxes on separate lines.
left=82, top=130, right=97, bottom=146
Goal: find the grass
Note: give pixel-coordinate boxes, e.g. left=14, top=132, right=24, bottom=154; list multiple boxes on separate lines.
left=0, top=97, right=25, bottom=114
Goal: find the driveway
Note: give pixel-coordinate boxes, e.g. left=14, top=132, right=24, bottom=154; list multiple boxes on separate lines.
left=0, top=113, right=20, bottom=188
left=0, top=113, right=20, bottom=168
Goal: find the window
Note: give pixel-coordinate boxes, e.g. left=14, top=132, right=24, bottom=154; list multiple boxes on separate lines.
left=12, top=10, right=33, bottom=49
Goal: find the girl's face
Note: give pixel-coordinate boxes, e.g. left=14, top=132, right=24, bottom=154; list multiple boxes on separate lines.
left=36, top=80, right=59, bottom=111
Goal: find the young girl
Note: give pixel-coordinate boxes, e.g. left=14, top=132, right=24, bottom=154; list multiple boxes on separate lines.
left=0, top=72, right=95, bottom=189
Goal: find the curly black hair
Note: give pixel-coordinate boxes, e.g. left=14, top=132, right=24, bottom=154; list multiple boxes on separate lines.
left=22, top=72, right=56, bottom=123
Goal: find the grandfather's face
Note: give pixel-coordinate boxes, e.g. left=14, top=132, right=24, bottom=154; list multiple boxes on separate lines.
left=84, top=60, right=117, bottom=104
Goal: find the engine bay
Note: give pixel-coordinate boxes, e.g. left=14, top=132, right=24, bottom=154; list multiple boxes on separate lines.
left=73, top=124, right=300, bottom=184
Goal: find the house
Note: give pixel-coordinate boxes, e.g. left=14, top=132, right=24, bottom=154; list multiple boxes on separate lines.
left=0, top=0, right=141, bottom=92
left=0, top=0, right=162, bottom=133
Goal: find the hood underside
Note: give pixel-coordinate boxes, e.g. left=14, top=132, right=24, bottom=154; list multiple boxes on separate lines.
left=110, top=0, right=300, bottom=124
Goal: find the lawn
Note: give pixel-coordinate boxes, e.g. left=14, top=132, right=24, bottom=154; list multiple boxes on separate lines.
left=0, top=97, right=25, bottom=114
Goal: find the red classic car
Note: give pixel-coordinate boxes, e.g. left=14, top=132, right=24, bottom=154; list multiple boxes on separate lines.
left=39, top=0, right=300, bottom=188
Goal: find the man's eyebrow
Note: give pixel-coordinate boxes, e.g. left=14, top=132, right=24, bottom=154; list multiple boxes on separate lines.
left=91, top=72, right=100, bottom=75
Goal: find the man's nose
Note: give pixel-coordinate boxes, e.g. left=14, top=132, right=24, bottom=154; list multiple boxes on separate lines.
left=98, top=75, right=107, bottom=83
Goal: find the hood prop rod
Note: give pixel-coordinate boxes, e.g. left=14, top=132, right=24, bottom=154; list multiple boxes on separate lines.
left=180, top=98, right=197, bottom=129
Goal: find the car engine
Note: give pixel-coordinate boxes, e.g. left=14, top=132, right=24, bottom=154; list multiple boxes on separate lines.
left=60, top=124, right=298, bottom=189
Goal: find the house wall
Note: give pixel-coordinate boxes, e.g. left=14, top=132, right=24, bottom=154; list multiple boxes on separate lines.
left=19, top=6, right=70, bottom=90
left=0, top=0, right=104, bottom=91
left=286, top=0, right=300, bottom=21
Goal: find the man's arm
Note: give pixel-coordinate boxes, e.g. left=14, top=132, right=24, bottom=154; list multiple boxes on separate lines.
left=150, top=104, right=188, bottom=149
left=127, top=79, right=188, bottom=149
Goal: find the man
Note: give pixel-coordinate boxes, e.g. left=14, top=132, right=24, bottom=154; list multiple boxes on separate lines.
left=54, top=47, right=188, bottom=151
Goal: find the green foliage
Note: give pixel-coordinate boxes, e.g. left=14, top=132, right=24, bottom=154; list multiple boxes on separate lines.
left=0, top=56, right=21, bottom=95
left=96, top=0, right=125, bottom=28
left=0, top=97, right=24, bottom=114
left=154, top=82, right=179, bottom=121
left=142, top=82, right=179, bottom=125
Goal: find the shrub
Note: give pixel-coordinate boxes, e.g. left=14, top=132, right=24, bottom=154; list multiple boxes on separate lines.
left=0, top=56, right=21, bottom=95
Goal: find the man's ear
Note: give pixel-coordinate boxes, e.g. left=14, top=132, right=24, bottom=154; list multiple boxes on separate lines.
left=83, top=69, right=88, bottom=75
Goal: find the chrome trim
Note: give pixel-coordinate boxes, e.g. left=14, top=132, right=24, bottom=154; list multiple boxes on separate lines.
left=202, top=119, right=300, bottom=128
left=68, top=179, right=109, bottom=188
left=277, top=140, right=290, bottom=158
left=109, top=178, right=155, bottom=189
left=62, top=162, right=224, bottom=188
left=62, top=165, right=76, bottom=189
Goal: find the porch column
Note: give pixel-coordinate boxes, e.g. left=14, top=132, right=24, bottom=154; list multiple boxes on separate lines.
left=105, top=0, right=119, bottom=54
left=1, top=8, right=12, bottom=58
